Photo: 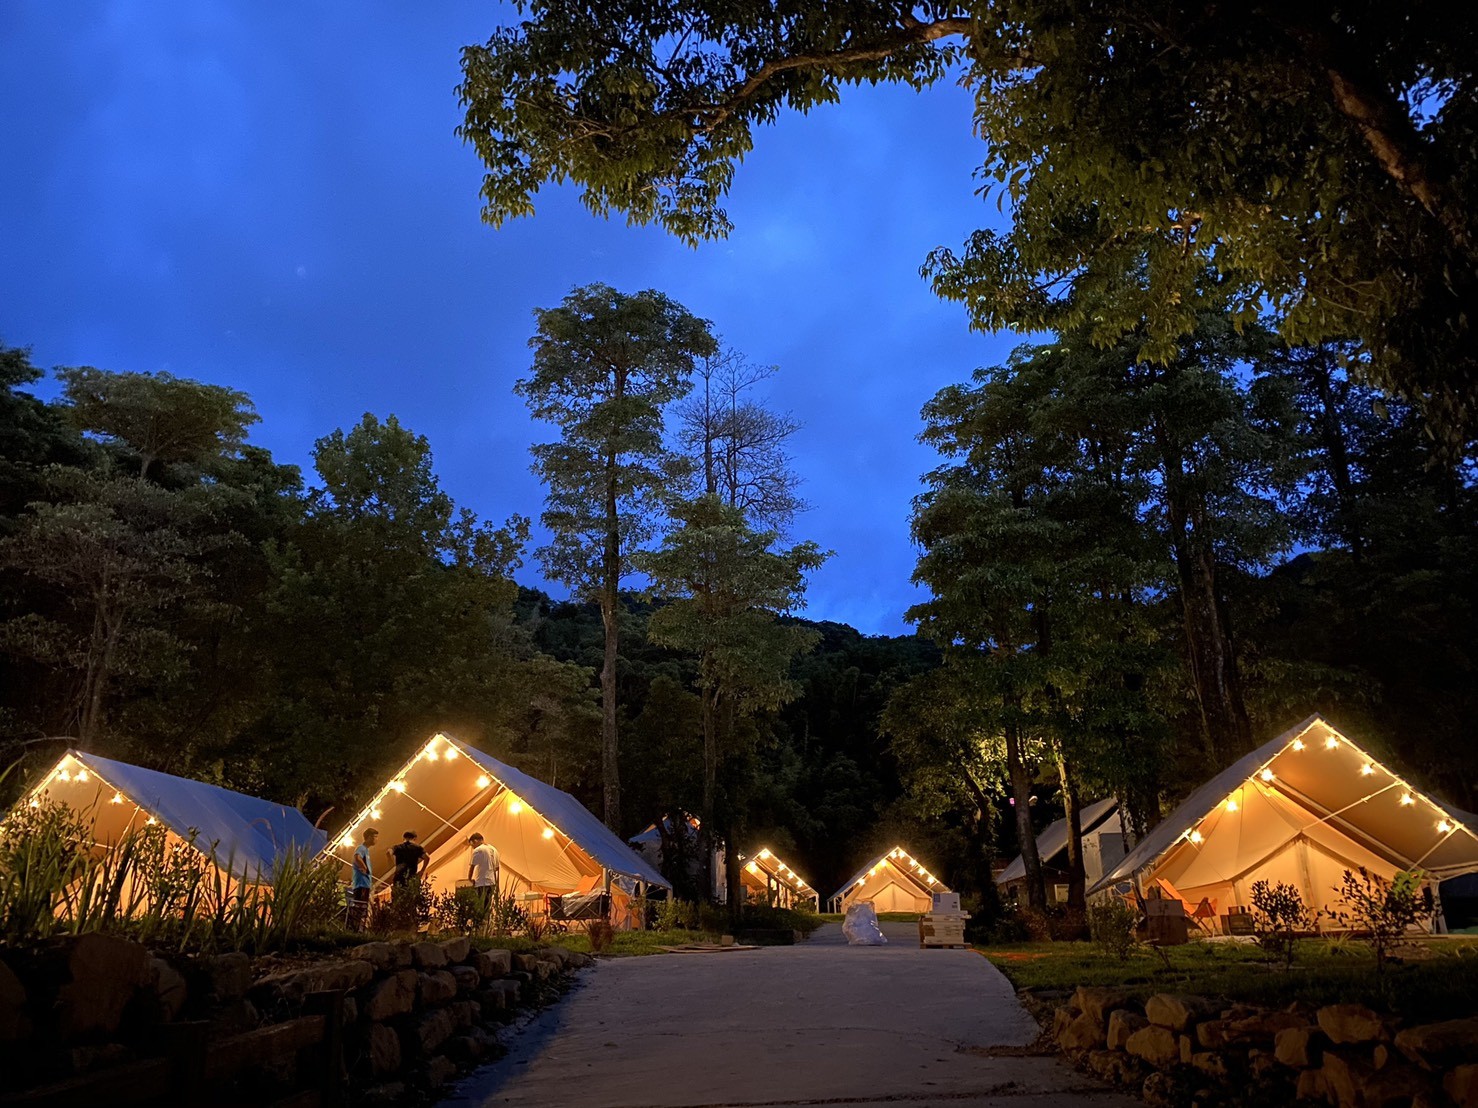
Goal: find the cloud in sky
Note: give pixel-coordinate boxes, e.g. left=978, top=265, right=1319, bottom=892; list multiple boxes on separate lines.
left=0, top=1, right=1018, bottom=635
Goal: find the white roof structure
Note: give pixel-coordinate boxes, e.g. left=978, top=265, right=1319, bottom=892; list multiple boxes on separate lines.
left=740, top=846, right=815, bottom=906
left=19, top=750, right=325, bottom=881
left=831, top=845, right=948, bottom=913
left=325, top=733, right=669, bottom=894
left=997, top=797, right=1123, bottom=885
left=1090, top=715, right=1478, bottom=917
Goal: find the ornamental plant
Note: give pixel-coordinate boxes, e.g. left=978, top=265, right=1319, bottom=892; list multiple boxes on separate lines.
left=1329, top=867, right=1425, bottom=973
left=1249, top=879, right=1318, bottom=967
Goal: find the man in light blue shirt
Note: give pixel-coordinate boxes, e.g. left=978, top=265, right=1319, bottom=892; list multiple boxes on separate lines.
left=350, top=827, right=379, bottom=930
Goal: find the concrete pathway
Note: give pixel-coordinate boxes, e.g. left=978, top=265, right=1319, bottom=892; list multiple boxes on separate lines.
left=440, top=923, right=1133, bottom=1108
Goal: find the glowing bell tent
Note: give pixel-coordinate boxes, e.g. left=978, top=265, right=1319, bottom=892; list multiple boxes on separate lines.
left=1090, top=715, right=1478, bottom=931
left=829, top=845, right=949, bottom=914
left=325, top=733, right=669, bottom=921
left=740, top=846, right=817, bottom=909
left=18, top=750, right=325, bottom=882
left=997, top=797, right=1128, bottom=899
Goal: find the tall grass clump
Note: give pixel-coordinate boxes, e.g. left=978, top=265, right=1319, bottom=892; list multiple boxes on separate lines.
left=0, top=797, right=342, bottom=954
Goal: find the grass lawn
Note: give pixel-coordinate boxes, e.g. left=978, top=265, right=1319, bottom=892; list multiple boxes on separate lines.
left=545, top=929, right=726, bottom=957
left=977, top=938, right=1478, bottom=1024
left=818, top=911, right=920, bottom=923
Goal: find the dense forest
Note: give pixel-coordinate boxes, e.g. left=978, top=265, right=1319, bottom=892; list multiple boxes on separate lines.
left=2, top=304, right=1476, bottom=918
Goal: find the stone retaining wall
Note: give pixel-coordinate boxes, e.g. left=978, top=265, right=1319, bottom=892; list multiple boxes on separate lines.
left=1051, top=987, right=1478, bottom=1108
left=0, top=933, right=590, bottom=1104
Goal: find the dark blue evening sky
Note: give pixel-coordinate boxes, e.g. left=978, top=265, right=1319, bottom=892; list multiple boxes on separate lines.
left=0, top=3, right=1017, bottom=635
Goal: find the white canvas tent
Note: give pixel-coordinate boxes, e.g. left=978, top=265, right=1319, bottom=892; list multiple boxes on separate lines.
left=829, top=845, right=948, bottom=914
left=740, top=846, right=816, bottom=909
left=17, top=749, right=325, bottom=882
left=325, top=733, right=669, bottom=924
left=1090, top=715, right=1478, bottom=931
left=997, top=797, right=1128, bottom=897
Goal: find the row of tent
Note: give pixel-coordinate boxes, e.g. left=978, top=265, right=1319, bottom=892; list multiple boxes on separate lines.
left=18, top=733, right=671, bottom=922
left=19, top=713, right=1469, bottom=931
left=997, top=715, right=1478, bottom=931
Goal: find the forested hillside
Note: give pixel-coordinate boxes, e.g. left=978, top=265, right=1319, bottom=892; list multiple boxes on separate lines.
left=2, top=340, right=1475, bottom=921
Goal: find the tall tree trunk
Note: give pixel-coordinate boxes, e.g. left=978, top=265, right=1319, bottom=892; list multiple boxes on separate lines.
left=1057, top=747, right=1086, bottom=913
left=699, top=686, right=719, bottom=903
left=1306, top=354, right=1363, bottom=560
left=599, top=430, right=622, bottom=831
left=1005, top=717, right=1046, bottom=910
left=1159, top=439, right=1251, bottom=763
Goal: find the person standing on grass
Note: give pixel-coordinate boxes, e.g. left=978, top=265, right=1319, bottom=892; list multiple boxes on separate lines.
left=468, top=832, right=500, bottom=908
left=351, top=827, right=379, bottom=930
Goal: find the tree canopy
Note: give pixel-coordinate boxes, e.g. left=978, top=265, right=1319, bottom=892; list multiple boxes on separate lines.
left=460, top=2, right=1478, bottom=437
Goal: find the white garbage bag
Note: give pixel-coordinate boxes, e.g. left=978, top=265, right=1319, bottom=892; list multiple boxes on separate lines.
left=843, top=901, right=887, bottom=945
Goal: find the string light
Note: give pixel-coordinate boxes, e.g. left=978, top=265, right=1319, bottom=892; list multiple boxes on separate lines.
left=759, top=849, right=771, bottom=858
left=58, top=770, right=71, bottom=782
left=75, top=770, right=89, bottom=783
left=508, top=800, right=522, bottom=815
left=476, top=774, right=491, bottom=789
left=747, top=862, right=760, bottom=874
left=1189, top=830, right=1204, bottom=844
left=1401, top=794, right=1415, bottom=806
left=27, top=798, right=38, bottom=809
left=1361, top=764, right=1375, bottom=776
left=1438, top=820, right=1452, bottom=834
left=389, top=780, right=406, bottom=793
left=1226, top=798, right=1239, bottom=812
left=1291, top=739, right=1305, bottom=751
left=541, top=827, right=555, bottom=840
left=370, top=808, right=382, bottom=819
left=338, top=833, right=354, bottom=848
left=1325, top=736, right=1339, bottom=749
left=109, top=792, right=124, bottom=805
left=1260, top=769, right=1275, bottom=782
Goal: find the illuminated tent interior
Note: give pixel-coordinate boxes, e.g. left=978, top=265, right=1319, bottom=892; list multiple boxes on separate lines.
left=739, top=847, right=816, bottom=909
left=829, top=845, right=948, bottom=914
left=997, top=797, right=1128, bottom=897
left=1091, top=715, right=1478, bottom=931
left=325, top=734, right=669, bottom=924
left=17, top=750, right=324, bottom=882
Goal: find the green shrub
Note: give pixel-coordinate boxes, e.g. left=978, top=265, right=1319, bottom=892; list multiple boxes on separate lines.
left=1330, top=868, right=1424, bottom=973
left=697, top=902, right=728, bottom=935
left=655, top=896, right=696, bottom=930
left=1250, top=879, right=1317, bottom=967
left=1087, top=898, right=1137, bottom=960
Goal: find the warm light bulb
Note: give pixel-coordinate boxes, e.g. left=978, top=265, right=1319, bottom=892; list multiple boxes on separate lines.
left=747, top=862, right=759, bottom=873
left=1438, top=820, right=1452, bottom=834
left=28, top=798, right=39, bottom=809
left=541, top=827, right=555, bottom=840
left=1189, top=830, right=1204, bottom=844
left=1291, top=739, right=1305, bottom=751
left=389, top=780, right=406, bottom=793
left=1226, top=799, right=1239, bottom=812
left=1401, top=794, right=1415, bottom=806
left=424, top=748, right=440, bottom=761
left=339, top=834, right=354, bottom=848
left=1260, top=769, right=1275, bottom=782
left=508, top=800, right=522, bottom=814
left=443, top=746, right=458, bottom=760
left=759, top=848, right=771, bottom=858
left=1361, top=764, right=1375, bottom=776
left=927, top=877, right=936, bottom=885
left=1326, top=737, right=1339, bottom=749
left=370, top=808, right=382, bottom=819
left=109, top=792, right=124, bottom=805
left=75, top=770, right=89, bottom=783
left=58, top=770, right=71, bottom=782
left=476, top=774, right=491, bottom=789
left=146, top=816, right=157, bottom=826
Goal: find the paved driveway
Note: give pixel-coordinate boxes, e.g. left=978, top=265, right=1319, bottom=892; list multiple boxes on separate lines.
left=441, top=924, right=1133, bottom=1108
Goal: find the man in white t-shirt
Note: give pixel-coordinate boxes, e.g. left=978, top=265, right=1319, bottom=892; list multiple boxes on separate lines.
left=467, top=833, right=500, bottom=907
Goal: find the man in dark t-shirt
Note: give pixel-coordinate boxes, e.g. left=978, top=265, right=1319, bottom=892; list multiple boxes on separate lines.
left=391, top=830, right=429, bottom=886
